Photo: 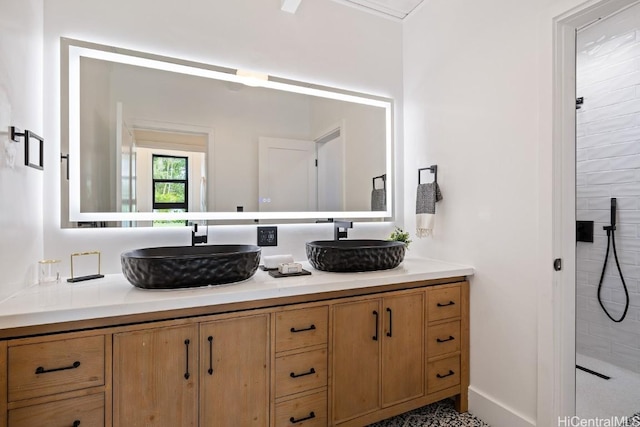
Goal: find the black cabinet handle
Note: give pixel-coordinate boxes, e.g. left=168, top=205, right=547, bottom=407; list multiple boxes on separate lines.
left=35, top=361, right=80, bottom=375
left=386, top=307, right=393, bottom=337
left=437, top=301, right=455, bottom=307
left=436, top=335, right=455, bottom=343
left=72, top=421, right=81, bottom=427
left=290, top=324, right=316, bottom=333
left=372, top=310, right=379, bottom=341
left=437, top=370, right=455, bottom=378
left=290, top=368, right=316, bottom=378
left=184, top=339, right=191, bottom=380
left=208, top=336, right=214, bottom=375
left=290, top=412, right=315, bottom=424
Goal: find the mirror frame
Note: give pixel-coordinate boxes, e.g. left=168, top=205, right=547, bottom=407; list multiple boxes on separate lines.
left=63, top=38, right=394, bottom=223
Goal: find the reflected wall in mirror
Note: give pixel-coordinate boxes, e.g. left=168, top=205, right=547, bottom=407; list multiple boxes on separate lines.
left=64, top=38, right=393, bottom=226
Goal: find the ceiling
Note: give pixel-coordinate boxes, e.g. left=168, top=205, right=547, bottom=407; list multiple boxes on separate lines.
left=339, top=0, right=425, bottom=19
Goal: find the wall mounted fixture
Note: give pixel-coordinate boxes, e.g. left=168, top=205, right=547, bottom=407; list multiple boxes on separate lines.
left=372, top=173, right=386, bottom=190
left=10, top=126, right=44, bottom=170
left=60, top=153, right=69, bottom=180
left=418, top=165, right=437, bottom=184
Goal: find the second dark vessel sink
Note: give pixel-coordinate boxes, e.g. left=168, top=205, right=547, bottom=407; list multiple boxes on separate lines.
left=306, top=239, right=406, bottom=273
left=121, top=245, right=261, bottom=289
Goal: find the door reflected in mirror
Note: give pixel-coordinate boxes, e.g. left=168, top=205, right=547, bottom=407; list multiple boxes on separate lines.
left=63, top=38, right=393, bottom=226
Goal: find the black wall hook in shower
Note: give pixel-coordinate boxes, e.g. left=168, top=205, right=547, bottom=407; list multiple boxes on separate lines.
left=418, top=165, right=437, bottom=184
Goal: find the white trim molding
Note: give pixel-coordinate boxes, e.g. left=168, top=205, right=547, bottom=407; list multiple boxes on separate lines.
left=470, top=387, right=536, bottom=427
left=543, top=1, right=640, bottom=426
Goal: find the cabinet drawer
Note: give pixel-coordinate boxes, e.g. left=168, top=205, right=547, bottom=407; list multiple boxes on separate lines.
left=427, top=320, right=461, bottom=358
left=275, top=348, right=327, bottom=398
left=275, top=391, right=327, bottom=427
left=276, top=306, right=328, bottom=352
left=8, top=392, right=104, bottom=427
left=427, top=355, right=460, bottom=394
left=428, top=286, right=461, bottom=322
left=8, top=335, right=105, bottom=401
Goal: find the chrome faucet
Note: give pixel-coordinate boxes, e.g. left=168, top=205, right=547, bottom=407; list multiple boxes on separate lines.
left=191, top=223, right=208, bottom=246
left=334, top=221, right=353, bottom=240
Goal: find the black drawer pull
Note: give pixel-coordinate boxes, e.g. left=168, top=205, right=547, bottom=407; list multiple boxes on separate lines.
left=386, top=307, right=393, bottom=337
left=372, top=310, right=379, bottom=341
left=35, top=360, right=80, bottom=375
left=72, top=421, right=81, bottom=427
left=436, top=335, right=455, bottom=343
left=437, top=370, right=455, bottom=378
left=290, top=411, right=315, bottom=424
left=208, top=336, right=214, bottom=375
left=290, top=324, right=316, bottom=333
left=437, top=301, right=455, bottom=307
left=290, top=367, right=316, bottom=378
left=184, top=339, right=191, bottom=380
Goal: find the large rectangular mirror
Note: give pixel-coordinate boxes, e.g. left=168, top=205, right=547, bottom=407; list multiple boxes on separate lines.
left=63, top=39, right=393, bottom=225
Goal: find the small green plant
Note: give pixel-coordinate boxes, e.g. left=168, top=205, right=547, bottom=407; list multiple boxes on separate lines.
left=388, top=227, right=411, bottom=249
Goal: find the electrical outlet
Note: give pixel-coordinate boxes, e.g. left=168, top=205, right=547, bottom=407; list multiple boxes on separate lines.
left=257, top=226, right=278, bottom=246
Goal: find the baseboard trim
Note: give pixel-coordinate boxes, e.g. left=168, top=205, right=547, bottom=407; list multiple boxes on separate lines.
left=469, top=386, right=536, bottom=427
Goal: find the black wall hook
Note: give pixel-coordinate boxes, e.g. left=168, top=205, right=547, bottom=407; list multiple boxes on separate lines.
left=418, top=165, right=437, bottom=184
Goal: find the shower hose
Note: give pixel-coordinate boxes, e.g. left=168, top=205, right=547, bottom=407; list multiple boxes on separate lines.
left=597, top=198, right=629, bottom=323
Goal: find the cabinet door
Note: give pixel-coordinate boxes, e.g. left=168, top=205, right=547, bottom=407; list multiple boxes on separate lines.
left=200, top=314, right=269, bottom=427
left=332, top=299, right=381, bottom=423
left=113, top=324, right=198, bottom=427
left=381, top=292, right=425, bottom=406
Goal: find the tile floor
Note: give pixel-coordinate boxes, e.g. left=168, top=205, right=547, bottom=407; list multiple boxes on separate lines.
left=576, top=353, right=640, bottom=421
left=368, top=399, right=490, bottom=427
left=361, top=354, right=640, bottom=427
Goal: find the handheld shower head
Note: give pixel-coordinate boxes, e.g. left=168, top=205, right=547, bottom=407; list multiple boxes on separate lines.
left=611, top=198, right=617, bottom=228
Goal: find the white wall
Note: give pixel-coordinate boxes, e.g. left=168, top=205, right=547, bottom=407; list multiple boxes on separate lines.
left=576, top=4, right=640, bottom=374
left=403, top=1, right=593, bottom=426
left=43, top=0, right=402, bottom=273
left=0, top=0, right=43, bottom=299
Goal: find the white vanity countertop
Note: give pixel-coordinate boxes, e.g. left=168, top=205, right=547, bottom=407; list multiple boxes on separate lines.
left=0, top=257, right=473, bottom=330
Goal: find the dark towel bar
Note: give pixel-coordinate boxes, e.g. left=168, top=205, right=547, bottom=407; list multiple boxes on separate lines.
left=418, top=165, right=437, bottom=184
left=372, top=174, right=386, bottom=190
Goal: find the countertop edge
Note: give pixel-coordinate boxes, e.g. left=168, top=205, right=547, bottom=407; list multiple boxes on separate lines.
left=0, top=258, right=474, bottom=334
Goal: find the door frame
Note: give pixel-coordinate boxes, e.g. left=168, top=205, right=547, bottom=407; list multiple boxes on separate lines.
left=314, top=121, right=346, bottom=211
left=547, top=0, right=640, bottom=424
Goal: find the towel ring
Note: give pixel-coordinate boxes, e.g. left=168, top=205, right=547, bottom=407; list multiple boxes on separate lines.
left=418, top=165, right=437, bottom=184
left=372, top=174, right=386, bottom=190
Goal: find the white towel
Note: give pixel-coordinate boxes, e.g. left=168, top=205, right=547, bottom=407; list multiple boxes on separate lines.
left=263, top=254, right=294, bottom=269
left=416, top=182, right=442, bottom=237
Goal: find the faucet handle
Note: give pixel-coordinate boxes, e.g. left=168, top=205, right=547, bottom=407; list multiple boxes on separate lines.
left=334, top=221, right=353, bottom=240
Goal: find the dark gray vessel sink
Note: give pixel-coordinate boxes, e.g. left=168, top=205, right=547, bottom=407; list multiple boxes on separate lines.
left=121, top=245, right=261, bottom=289
left=306, top=239, right=406, bottom=273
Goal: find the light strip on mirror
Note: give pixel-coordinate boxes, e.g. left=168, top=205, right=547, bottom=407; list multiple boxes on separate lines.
left=67, top=43, right=393, bottom=222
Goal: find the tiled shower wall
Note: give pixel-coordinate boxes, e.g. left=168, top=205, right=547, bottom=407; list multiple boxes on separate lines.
left=576, top=5, right=640, bottom=374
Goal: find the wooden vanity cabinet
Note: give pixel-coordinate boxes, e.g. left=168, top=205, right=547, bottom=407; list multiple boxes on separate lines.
left=200, top=314, right=270, bottom=426
left=0, top=277, right=469, bottom=427
left=113, top=323, right=199, bottom=426
left=331, top=281, right=469, bottom=426
left=272, top=306, right=329, bottom=427
left=2, top=331, right=110, bottom=427
left=112, top=313, right=269, bottom=427
left=332, top=290, right=424, bottom=424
